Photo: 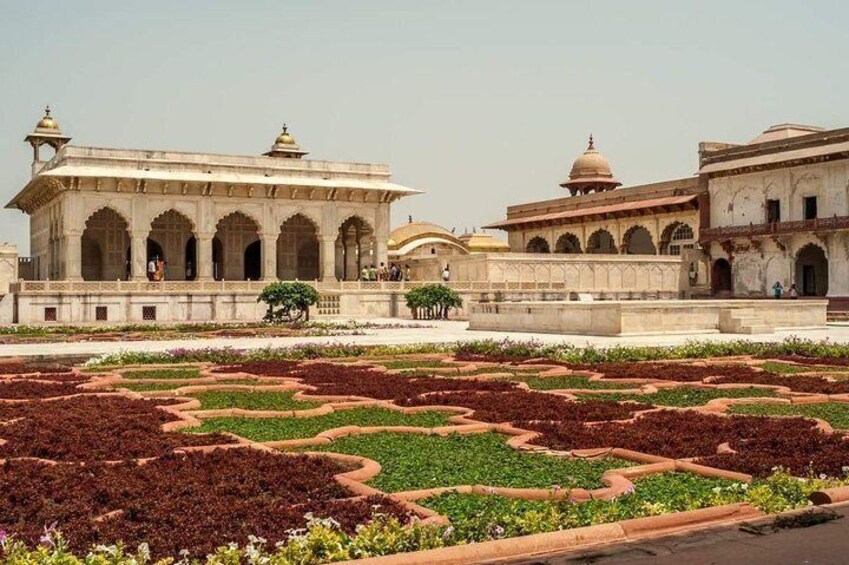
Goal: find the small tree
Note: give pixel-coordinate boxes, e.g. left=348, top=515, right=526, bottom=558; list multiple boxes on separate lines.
left=405, top=284, right=462, bottom=320
left=257, top=281, right=320, bottom=323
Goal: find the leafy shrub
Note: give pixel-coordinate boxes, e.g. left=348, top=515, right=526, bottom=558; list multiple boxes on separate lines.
left=405, top=284, right=462, bottom=320
left=257, top=281, right=320, bottom=323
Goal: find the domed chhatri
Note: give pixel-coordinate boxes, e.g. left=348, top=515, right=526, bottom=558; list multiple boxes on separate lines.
left=264, top=123, right=308, bottom=159
left=560, top=135, right=622, bottom=196
left=36, top=106, right=60, bottom=131
left=24, top=105, right=72, bottom=164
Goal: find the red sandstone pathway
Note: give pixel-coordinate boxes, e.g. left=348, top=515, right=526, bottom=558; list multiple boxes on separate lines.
left=497, top=502, right=849, bottom=565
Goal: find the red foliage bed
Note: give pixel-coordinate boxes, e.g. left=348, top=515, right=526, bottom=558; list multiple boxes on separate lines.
left=522, top=410, right=849, bottom=477
left=289, top=362, right=517, bottom=401
left=567, top=362, right=768, bottom=383
left=0, top=380, right=84, bottom=400
left=0, top=449, right=407, bottom=558
left=0, top=396, right=233, bottom=461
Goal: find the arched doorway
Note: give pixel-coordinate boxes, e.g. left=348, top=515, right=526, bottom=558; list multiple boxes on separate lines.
left=586, top=230, right=617, bottom=254
left=278, top=214, right=319, bottom=280
left=214, top=212, right=260, bottom=280
left=711, top=259, right=733, bottom=296
left=661, top=222, right=695, bottom=255
left=336, top=216, right=374, bottom=280
left=554, top=233, right=582, bottom=253
left=185, top=237, right=197, bottom=280
left=81, top=207, right=130, bottom=281
left=795, top=244, right=828, bottom=296
left=623, top=226, right=657, bottom=255
left=149, top=210, right=195, bottom=281
left=526, top=237, right=550, bottom=253
left=244, top=241, right=262, bottom=281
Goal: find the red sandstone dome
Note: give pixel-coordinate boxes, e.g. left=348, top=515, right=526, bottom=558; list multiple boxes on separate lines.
left=560, top=135, right=622, bottom=196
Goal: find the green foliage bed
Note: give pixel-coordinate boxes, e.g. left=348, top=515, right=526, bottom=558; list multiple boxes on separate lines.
left=122, top=367, right=201, bottom=380
left=303, top=432, right=631, bottom=492
left=190, top=390, right=321, bottom=411
left=512, top=375, right=633, bottom=391
left=577, top=386, right=778, bottom=407
left=194, top=407, right=451, bottom=441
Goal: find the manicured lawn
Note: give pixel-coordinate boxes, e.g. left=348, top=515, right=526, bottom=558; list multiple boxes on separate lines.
left=304, top=431, right=631, bottom=492
left=194, top=407, right=451, bottom=441
left=729, top=402, right=849, bottom=429
left=576, top=386, right=778, bottom=407
left=122, top=367, right=201, bottom=380
left=511, top=375, right=633, bottom=391
left=421, top=472, right=747, bottom=541
left=191, top=389, right=321, bottom=411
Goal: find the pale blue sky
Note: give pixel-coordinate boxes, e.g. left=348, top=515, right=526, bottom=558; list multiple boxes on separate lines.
left=0, top=0, right=846, bottom=253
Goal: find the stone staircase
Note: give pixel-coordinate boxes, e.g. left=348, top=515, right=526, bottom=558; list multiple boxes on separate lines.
left=718, top=308, right=775, bottom=335
left=827, top=311, right=849, bottom=323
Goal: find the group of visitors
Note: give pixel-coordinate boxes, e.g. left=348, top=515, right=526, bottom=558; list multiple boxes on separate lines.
left=147, top=256, right=168, bottom=281
left=772, top=281, right=799, bottom=299
left=359, top=262, right=412, bottom=282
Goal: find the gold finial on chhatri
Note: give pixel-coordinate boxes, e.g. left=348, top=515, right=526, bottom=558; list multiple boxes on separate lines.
left=587, top=133, right=595, bottom=151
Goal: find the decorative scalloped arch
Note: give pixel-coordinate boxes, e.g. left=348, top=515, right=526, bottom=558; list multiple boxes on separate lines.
left=586, top=228, right=618, bottom=254
left=147, top=203, right=198, bottom=232
left=622, top=225, right=657, bottom=255
left=337, top=213, right=375, bottom=233
left=214, top=208, right=263, bottom=230
left=278, top=209, right=322, bottom=232
left=83, top=204, right=132, bottom=229
left=554, top=232, right=582, bottom=253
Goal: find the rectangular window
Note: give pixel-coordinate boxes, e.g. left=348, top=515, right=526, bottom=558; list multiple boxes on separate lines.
left=95, top=306, right=108, bottom=321
left=142, top=306, right=157, bottom=321
left=44, top=307, right=57, bottom=322
left=804, top=196, right=818, bottom=220
left=766, top=199, right=781, bottom=223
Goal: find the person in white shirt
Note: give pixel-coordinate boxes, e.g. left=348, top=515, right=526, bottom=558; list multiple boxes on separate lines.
left=441, top=264, right=450, bottom=282
left=147, top=257, right=157, bottom=281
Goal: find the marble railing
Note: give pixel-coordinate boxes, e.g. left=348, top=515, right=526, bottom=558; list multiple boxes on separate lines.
left=10, top=280, right=590, bottom=294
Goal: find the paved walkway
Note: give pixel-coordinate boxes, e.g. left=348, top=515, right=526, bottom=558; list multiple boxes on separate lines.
left=502, top=504, right=849, bottom=564
left=4, top=320, right=849, bottom=358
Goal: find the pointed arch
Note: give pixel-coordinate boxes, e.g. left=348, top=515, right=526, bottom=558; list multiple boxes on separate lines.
left=278, top=213, right=320, bottom=280
left=622, top=225, right=657, bottom=255
left=526, top=236, right=551, bottom=254
left=586, top=229, right=617, bottom=254
left=795, top=243, right=828, bottom=296
left=214, top=211, right=261, bottom=280
left=336, top=215, right=375, bottom=280
left=81, top=207, right=131, bottom=281
left=554, top=233, right=582, bottom=254
left=148, top=209, right=196, bottom=280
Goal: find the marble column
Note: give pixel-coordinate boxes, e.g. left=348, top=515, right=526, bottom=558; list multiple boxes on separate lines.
left=130, top=232, right=148, bottom=281
left=261, top=234, right=277, bottom=281
left=196, top=234, right=214, bottom=281
left=320, top=235, right=337, bottom=282
left=63, top=231, right=83, bottom=281
left=374, top=236, right=388, bottom=271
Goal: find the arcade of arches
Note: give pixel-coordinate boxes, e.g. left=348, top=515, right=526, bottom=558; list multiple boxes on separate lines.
left=78, top=207, right=378, bottom=282
left=526, top=223, right=697, bottom=257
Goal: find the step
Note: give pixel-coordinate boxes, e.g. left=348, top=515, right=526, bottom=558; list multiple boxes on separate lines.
left=736, top=324, right=775, bottom=335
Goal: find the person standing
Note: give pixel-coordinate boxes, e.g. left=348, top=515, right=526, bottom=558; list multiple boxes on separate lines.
left=360, top=264, right=369, bottom=281
left=368, top=264, right=377, bottom=281
left=441, top=264, right=450, bottom=282
left=404, top=264, right=411, bottom=281
left=147, top=256, right=157, bottom=281
left=772, top=281, right=784, bottom=299
left=789, top=283, right=799, bottom=299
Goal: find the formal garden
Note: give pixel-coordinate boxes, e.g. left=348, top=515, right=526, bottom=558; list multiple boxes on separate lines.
left=5, top=337, right=849, bottom=563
